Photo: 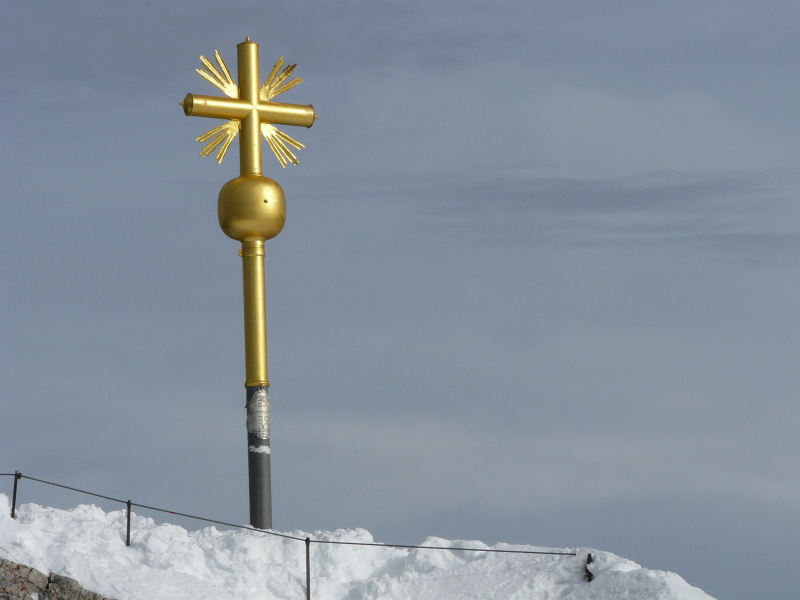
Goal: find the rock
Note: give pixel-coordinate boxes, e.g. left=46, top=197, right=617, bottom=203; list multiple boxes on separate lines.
left=26, top=568, right=48, bottom=590
left=0, top=558, right=116, bottom=600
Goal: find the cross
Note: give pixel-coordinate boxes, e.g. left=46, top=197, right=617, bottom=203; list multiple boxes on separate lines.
left=178, top=38, right=316, bottom=530
left=181, top=37, right=316, bottom=171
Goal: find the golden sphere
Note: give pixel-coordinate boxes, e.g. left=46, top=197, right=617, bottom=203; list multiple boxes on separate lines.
left=218, top=174, right=286, bottom=241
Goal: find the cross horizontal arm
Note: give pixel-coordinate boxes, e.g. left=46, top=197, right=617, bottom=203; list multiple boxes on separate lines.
left=183, top=94, right=251, bottom=120
left=258, top=101, right=316, bottom=128
left=183, top=94, right=316, bottom=128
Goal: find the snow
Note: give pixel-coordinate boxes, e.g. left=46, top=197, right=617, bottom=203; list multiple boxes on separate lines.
left=248, top=445, right=271, bottom=454
left=0, top=493, right=716, bottom=599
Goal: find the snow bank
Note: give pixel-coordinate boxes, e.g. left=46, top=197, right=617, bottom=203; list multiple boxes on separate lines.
left=0, top=494, right=715, bottom=599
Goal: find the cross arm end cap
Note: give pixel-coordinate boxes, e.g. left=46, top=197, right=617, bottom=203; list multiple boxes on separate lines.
left=181, top=93, right=193, bottom=116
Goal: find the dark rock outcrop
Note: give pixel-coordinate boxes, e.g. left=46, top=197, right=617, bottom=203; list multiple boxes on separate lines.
left=0, top=558, right=116, bottom=600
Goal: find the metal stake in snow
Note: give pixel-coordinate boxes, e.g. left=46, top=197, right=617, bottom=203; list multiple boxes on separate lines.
left=305, top=537, right=311, bottom=600
left=180, top=39, right=316, bottom=529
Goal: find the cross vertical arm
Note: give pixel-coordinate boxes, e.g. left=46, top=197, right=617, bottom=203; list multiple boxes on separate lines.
left=237, top=39, right=263, bottom=176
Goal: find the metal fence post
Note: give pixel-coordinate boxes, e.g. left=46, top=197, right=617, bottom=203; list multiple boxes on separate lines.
left=305, top=537, right=311, bottom=600
left=126, top=500, right=132, bottom=547
left=11, top=472, right=21, bottom=519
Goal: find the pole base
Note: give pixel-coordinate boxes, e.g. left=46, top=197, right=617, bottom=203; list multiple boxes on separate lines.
left=246, top=385, right=272, bottom=529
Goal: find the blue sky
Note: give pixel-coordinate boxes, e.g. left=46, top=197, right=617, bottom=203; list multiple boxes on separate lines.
left=2, top=3, right=800, bottom=598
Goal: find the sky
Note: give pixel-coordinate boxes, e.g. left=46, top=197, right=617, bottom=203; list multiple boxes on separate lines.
left=1, top=2, right=799, bottom=599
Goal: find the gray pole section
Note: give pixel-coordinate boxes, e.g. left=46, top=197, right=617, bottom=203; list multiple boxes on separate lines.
left=246, top=384, right=272, bottom=529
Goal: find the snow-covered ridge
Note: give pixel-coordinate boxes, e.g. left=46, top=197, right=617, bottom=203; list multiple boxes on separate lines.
left=0, top=494, right=715, bottom=599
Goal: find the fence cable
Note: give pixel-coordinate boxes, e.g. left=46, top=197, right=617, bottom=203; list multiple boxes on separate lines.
left=2, top=471, right=577, bottom=557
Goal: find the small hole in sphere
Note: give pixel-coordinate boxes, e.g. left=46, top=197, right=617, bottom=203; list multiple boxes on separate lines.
left=263, top=199, right=268, bottom=203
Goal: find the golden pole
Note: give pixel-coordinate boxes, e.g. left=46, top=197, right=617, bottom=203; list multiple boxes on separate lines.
left=180, top=38, right=315, bottom=529
left=241, top=238, right=268, bottom=387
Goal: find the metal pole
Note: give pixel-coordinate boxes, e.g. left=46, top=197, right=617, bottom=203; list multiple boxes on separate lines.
left=585, top=553, right=594, bottom=582
left=246, top=385, right=272, bottom=529
left=305, top=537, right=311, bottom=600
left=11, top=472, right=20, bottom=518
left=242, top=237, right=272, bottom=530
left=126, top=500, right=132, bottom=547
left=237, top=43, right=272, bottom=530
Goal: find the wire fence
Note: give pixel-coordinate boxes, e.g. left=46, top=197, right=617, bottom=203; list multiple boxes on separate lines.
left=1, top=471, right=592, bottom=598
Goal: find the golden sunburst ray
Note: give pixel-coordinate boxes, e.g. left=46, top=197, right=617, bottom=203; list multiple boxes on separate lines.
left=261, top=123, right=305, bottom=167
left=197, top=120, right=241, bottom=163
left=197, top=51, right=238, bottom=98
left=260, top=56, right=303, bottom=101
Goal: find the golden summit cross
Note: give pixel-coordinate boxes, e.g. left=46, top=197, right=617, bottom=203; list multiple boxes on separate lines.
left=179, top=38, right=317, bottom=530
left=181, top=37, right=316, bottom=170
